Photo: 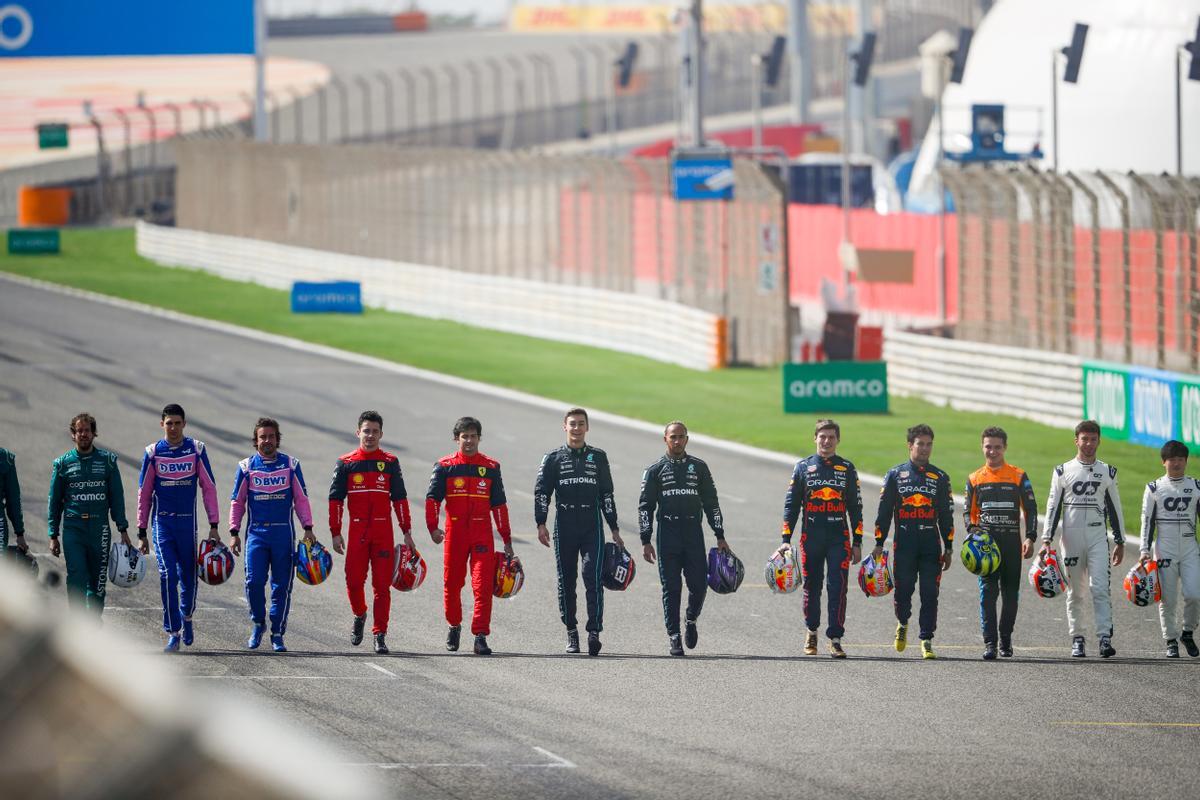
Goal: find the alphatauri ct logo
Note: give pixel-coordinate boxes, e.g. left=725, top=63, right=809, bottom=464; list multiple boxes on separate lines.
left=789, top=378, right=885, bottom=399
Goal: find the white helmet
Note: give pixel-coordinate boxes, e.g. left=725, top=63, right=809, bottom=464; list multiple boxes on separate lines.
left=108, top=541, right=147, bottom=588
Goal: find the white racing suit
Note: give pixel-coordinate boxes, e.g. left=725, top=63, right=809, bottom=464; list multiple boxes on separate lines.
left=1043, top=458, right=1125, bottom=640
left=1140, top=476, right=1200, bottom=642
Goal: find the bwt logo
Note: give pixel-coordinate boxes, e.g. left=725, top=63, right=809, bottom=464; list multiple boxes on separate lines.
left=157, top=461, right=195, bottom=475
left=1071, top=480, right=1100, bottom=497
left=0, top=5, right=33, bottom=51
left=252, top=474, right=289, bottom=489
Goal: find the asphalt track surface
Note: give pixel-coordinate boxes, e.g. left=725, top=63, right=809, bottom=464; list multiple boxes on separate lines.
left=2, top=276, right=1198, bottom=799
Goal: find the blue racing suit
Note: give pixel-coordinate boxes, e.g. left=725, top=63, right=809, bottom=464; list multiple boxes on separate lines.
left=138, top=437, right=219, bottom=634
left=783, top=454, right=864, bottom=639
left=230, top=452, right=314, bottom=636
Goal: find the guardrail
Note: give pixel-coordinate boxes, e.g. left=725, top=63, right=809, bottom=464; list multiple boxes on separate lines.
left=883, top=329, right=1082, bottom=429
left=135, top=221, right=725, bottom=370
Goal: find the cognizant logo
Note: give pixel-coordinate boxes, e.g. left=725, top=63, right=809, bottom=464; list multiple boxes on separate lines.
left=789, top=379, right=884, bottom=399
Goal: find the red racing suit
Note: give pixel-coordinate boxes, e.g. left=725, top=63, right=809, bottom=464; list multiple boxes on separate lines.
left=328, top=447, right=411, bottom=635
left=425, top=451, right=511, bottom=636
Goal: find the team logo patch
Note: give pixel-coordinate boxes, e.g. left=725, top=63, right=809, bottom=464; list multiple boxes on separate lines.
left=833, top=465, right=847, bottom=471
left=377, top=461, right=386, bottom=471
left=478, top=480, right=488, bottom=491
left=900, top=471, right=909, bottom=478
left=927, top=471, right=939, bottom=479
left=353, top=474, right=364, bottom=484
left=477, top=466, right=487, bottom=477
left=807, top=465, right=818, bottom=473
left=454, top=478, right=465, bottom=488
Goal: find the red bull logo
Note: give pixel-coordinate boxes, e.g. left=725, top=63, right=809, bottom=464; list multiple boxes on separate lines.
left=901, top=493, right=933, bottom=508
left=811, top=487, right=843, bottom=501
left=898, top=493, right=935, bottom=520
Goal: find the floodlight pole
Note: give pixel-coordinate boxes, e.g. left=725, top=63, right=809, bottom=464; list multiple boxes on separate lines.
left=752, top=52, right=763, bottom=149
left=254, top=0, right=267, bottom=142
left=1050, top=49, right=1059, bottom=172
left=936, top=59, right=947, bottom=327
left=1177, top=44, right=1185, bottom=176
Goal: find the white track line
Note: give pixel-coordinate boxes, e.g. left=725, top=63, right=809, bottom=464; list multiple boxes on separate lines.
left=0, top=272, right=883, bottom=485
left=364, top=662, right=398, bottom=677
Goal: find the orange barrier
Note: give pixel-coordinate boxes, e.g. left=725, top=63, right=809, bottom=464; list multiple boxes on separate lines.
left=393, top=12, right=428, bottom=32
left=17, top=185, right=71, bottom=227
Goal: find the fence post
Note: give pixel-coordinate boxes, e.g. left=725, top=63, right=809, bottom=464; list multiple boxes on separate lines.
left=1094, top=172, right=1134, bottom=364
left=1065, top=172, right=1102, bottom=359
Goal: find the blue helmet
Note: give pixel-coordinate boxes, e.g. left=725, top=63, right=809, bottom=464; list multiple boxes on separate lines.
left=706, top=547, right=744, bottom=594
left=295, top=540, right=333, bottom=586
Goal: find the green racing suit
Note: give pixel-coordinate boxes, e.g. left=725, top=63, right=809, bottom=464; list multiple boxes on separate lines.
left=0, top=447, right=24, bottom=551
left=47, top=447, right=129, bottom=612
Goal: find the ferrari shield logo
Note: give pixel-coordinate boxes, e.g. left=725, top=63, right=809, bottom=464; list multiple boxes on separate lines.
left=377, top=462, right=386, bottom=471
left=477, top=466, right=487, bottom=477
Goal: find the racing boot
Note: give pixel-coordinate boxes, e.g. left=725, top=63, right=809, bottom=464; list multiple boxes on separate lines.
left=999, top=636, right=1014, bottom=658
left=804, top=630, right=818, bottom=655
left=921, top=639, right=936, bottom=660
left=894, top=623, right=908, bottom=653
left=374, top=633, right=389, bottom=655
left=1182, top=630, right=1199, bottom=657
left=182, top=618, right=194, bottom=646
left=669, top=634, right=684, bottom=657
left=1071, top=636, right=1086, bottom=658
left=1099, top=636, right=1116, bottom=658
left=1166, top=639, right=1180, bottom=659
left=982, top=641, right=997, bottom=660
left=587, top=632, right=602, bottom=657
left=164, top=632, right=182, bottom=653
left=446, top=625, right=461, bottom=652
left=828, top=638, right=847, bottom=659
left=271, top=635, right=287, bottom=653
left=566, top=629, right=580, bottom=654
left=685, top=617, right=699, bottom=650
left=351, top=613, right=367, bottom=646
left=247, top=623, right=265, bottom=650
left=473, top=634, right=492, bottom=656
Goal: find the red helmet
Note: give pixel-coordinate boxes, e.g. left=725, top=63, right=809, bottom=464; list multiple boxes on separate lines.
left=493, top=553, right=524, bottom=599
left=392, top=545, right=427, bottom=592
left=1028, top=548, right=1069, bottom=598
left=1124, top=561, right=1162, bottom=607
left=197, top=539, right=235, bottom=586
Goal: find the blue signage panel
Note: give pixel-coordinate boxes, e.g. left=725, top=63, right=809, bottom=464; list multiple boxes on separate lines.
left=291, top=282, right=363, bottom=314
left=672, top=158, right=735, bottom=201
left=0, top=1, right=254, bottom=57
left=1126, top=366, right=1178, bottom=448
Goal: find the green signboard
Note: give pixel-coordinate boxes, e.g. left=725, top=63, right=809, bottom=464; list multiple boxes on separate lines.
left=7, top=228, right=60, bottom=254
left=783, top=361, right=888, bottom=414
left=1083, top=360, right=1200, bottom=451
left=36, top=123, right=69, bottom=150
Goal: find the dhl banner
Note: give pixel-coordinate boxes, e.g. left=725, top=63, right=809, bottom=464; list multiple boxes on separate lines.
left=510, top=4, right=857, bottom=34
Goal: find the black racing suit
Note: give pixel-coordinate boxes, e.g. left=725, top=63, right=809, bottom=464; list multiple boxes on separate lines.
left=873, top=460, right=954, bottom=640
left=639, top=454, right=725, bottom=638
left=783, top=454, right=863, bottom=639
left=534, top=444, right=619, bottom=634
left=0, top=447, right=25, bottom=552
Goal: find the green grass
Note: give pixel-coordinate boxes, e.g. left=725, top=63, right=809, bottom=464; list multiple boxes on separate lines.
left=1, top=227, right=1172, bottom=538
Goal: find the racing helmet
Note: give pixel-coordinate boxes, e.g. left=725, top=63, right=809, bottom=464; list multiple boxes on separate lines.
left=295, top=540, right=333, bottom=586
left=1124, top=561, right=1161, bottom=607
left=960, top=528, right=1001, bottom=577
left=392, top=544, right=427, bottom=592
left=107, top=541, right=147, bottom=588
left=197, top=539, right=236, bottom=586
left=1028, top=548, right=1069, bottom=598
left=764, top=546, right=800, bottom=594
left=5, top=545, right=39, bottom=579
left=858, top=550, right=894, bottom=597
left=493, top=553, right=525, bottom=599
left=601, top=542, right=636, bottom=591
left=706, top=547, right=745, bottom=594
